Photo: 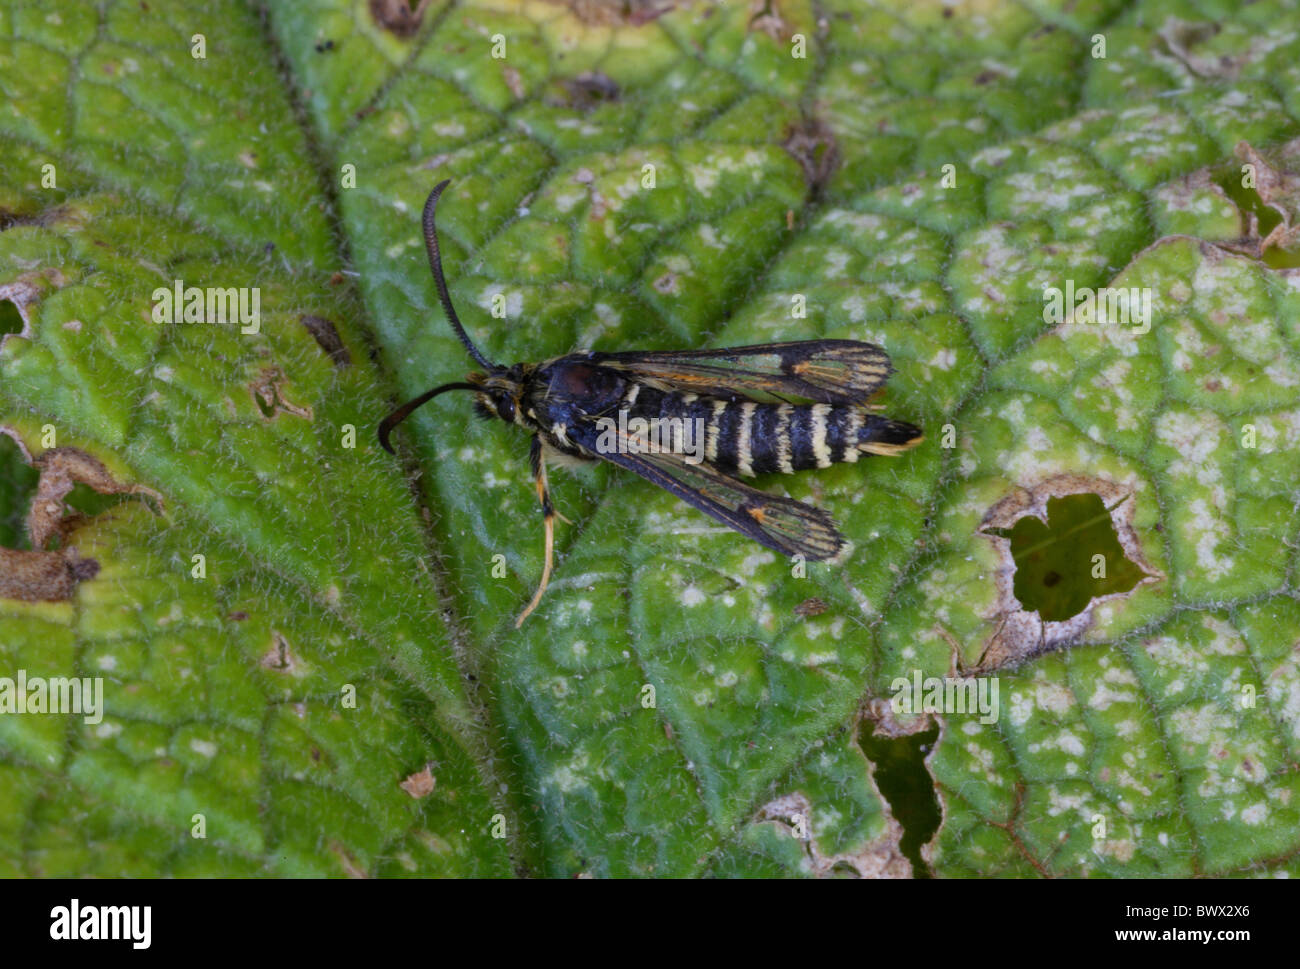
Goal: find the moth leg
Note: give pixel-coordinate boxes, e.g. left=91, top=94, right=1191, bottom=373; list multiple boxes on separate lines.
left=533, top=441, right=574, bottom=524
left=543, top=476, right=573, bottom=526
left=517, top=436, right=557, bottom=627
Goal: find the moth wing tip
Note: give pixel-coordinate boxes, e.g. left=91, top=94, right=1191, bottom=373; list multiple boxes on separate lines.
left=828, top=538, right=854, bottom=566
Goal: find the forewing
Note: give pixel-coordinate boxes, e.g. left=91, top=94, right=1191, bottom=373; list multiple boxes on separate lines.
left=568, top=421, right=846, bottom=560
left=588, top=340, right=893, bottom=404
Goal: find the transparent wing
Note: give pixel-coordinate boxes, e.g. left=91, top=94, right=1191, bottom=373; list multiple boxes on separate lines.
left=587, top=340, right=893, bottom=404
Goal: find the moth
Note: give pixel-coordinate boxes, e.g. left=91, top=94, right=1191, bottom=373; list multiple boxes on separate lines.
left=380, top=180, right=924, bottom=626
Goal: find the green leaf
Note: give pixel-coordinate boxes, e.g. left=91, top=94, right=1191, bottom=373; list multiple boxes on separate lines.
left=2, top=0, right=1299, bottom=878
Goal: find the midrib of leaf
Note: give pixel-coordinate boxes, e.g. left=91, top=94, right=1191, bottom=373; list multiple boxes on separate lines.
left=249, top=1, right=527, bottom=811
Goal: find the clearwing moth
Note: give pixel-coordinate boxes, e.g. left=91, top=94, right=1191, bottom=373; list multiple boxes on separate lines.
left=380, top=181, right=924, bottom=626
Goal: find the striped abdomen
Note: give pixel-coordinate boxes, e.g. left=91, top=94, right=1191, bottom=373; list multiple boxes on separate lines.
left=617, top=384, right=921, bottom=477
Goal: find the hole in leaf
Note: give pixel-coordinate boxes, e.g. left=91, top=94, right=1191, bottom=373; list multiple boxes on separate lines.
left=252, top=389, right=276, bottom=419
left=859, top=722, right=942, bottom=878
left=0, top=299, right=22, bottom=336
left=1264, top=246, right=1300, bottom=269
left=65, top=481, right=132, bottom=519
left=1214, top=167, right=1283, bottom=239
left=984, top=492, right=1145, bottom=622
left=0, top=434, right=40, bottom=549
left=249, top=368, right=313, bottom=421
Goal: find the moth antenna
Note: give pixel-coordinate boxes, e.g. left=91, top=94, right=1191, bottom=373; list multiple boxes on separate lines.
left=423, top=180, right=496, bottom=370
left=378, top=381, right=479, bottom=453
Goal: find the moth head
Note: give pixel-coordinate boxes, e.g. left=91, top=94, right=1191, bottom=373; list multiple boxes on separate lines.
left=472, top=367, right=527, bottom=426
